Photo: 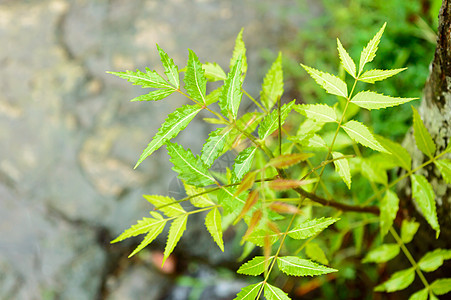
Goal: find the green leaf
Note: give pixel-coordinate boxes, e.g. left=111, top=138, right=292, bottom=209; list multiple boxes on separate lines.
left=430, top=278, right=451, bottom=295
left=303, top=134, right=328, bottom=150
left=411, top=174, right=440, bottom=238
left=434, top=159, right=451, bottom=184
left=288, top=217, right=339, bottom=240
left=377, top=135, right=412, bottom=171
left=237, top=256, right=273, bottom=276
left=408, top=289, right=428, bottom=300
left=111, top=212, right=165, bottom=243
left=246, top=229, right=280, bottom=247
left=277, top=256, right=337, bottom=277
left=358, top=22, right=386, bottom=75
left=167, top=142, right=215, bottom=187
left=201, top=127, right=232, bottom=167
left=258, top=100, right=295, bottom=140
left=143, top=195, right=186, bottom=217
left=351, top=91, right=416, bottom=110
left=219, top=55, right=244, bottom=119
left=342, top=120, right=387, bottom=153
left=183, top=182, right=215, bottom=208
left=202, top=62, right=227, bottom=81
left=260, top=52, right=284, bottom=110
left=359, top=68, right=407, bottom=83
left=108, top=68, right=172, bottom=89
left=362, top=243, right=400, bottom=263
left=301, top=64, right=348, bottom=98
left=295, top=104, right=338, bottom=123
left=264, top=283, right=291, bottom=300
left=157, top=44, right=180, bottom=88
left=205, top=208, right=224, bottom=251
left=134, top=104, right=201, bottom=168
left=332, top=152, right=351, bottom=189
left=305, top=242, right=329, bottom=265
left=380, top=190, right=399, bottom=238
left=361, top=158, right=388, bottom=184
left=234, top=282, right=263, bottom=300
left=184, top=49, right=207, bottom=105
left=130, top=89, right=175, bottom=102
left=337, top=38, right=356, bottom=78
left=233, top=147, right=258, bottom=181
left=205, top=86, right=223, bottom=105
left=418, top=249, right=451, bottom=272
left=412, top=106, right=436, bottom=158
left=401, top=219, right=420, bottom=244
left=374, top=267, right=415, bottom=293
left=230, top=28, right=248, bottom=75
left=163, top=215, right=188, bottom=265
left=128, top=219, right=166, bottom=257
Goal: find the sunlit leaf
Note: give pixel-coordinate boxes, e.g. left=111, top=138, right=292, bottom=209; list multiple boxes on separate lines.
left=111, top=212, right=165, bottom=243
left=434, top=159, right=451, bottom=184
left=108, top=68, right=172, bottom=89
left=277, top=256, right=337, bottom=277
left=144, top=195, right=185, bottom=217
left=380, top=190, right=399, bottom=238
left=230, top=28, right=248, bottom=75
left=358, top=22, right=386, bottom=75
left=288, top=217, right=339, bottom=240
left=130, top=88, right=175, bottom=102
left=412, top=106, right=436, bottom=158
left=202, top=62, right=227, bottom=81
left=261, top=52, right=284, bottom=110
left=374, top=267, right=415, bottom=292
left=157, top=44, right=180, bottom=88
left=234, top=282, right=263, bottom=300
left=332, top=152, right=351, bottom=189
left=219, top=55, right=244, bottom=119
left=233, top=147, right=258, bottom=181
left=411, top=174, right=440, bottom=238
left=201, top=127, right=232, bottom=167
left=258, top=100, right=295, bottom=140
left=401, top=219, right=420, bottom=244
left=359, top=68, right=406, bottom=83
left=301, top=64, right=347, bottom=98
left=408, top=289, right=428, bottom=300
left=362, top=243, right=400, bottom=263
left=264, top=283, right=291, bottom=300
left=418, top=249, right=451, bottom=272
left=183, top=182, right=215, bottom=208
left=430, top=278, right=451, bottom=295
left=342, top=120, right=387, bottom=153
left=237, top=256, right=273, bottom=276
left=205, top=208, right=224, bottom=251
left=351, top=91, right=416, bottom=110
left=295, top=104, right=338, bottom=123
left=184, top=49, right=207, bottom=104
left=163, top=215, right=188, bottom=265
left=337, top=38, right=356, bottom=78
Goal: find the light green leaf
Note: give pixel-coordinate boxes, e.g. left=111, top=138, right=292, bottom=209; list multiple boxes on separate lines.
left=143, top=195, right=186, bottom=217
left=301, top=64, right=348, bottom=98
left=288, top=217, right=339, bottom=240
left=134, top=104, right=201, bottom=168
left=205, top=86, right=223, bottom=105
left=332, top=152, right=351, bottom=189
left=351, top=91, right=416, bottom=110
left=163, top=215, right=188, bottom=265
left=234, top=282, right=263, bottom=300
left=412, top=106, right=436, bottom=158
left=380, top=190, right=399, bottom=238
left=408, top=288, right=428, bottom=300
left=128, top=219, right=166, bottom=257
left=295, top=104, right=338, bottom=123
left=303, top=134, right=328, bottom=150
left=130, top=88, right=175, bottom=102
left=205, top=208, right=224, bottom=251
left=430, top=278, right=451, bottom=295
left=217, top=186, right=247, bottom=216
left=111, top=212, right=165, bottom=243
left=411, top=174, right=440, bottom=238
left=184, top=49, right=207, bottom=104
left=202, top=62, right=227, bottom=81
left=434, top=159, right=451, bottom=184
left=337, top=38, right=356, bottom=78
left=246, top=229, right=280, bottom=247
left=374, top=267, right=415, bottom=292
left=401, top=219, right=420, bottom=244
left=201, top=127, right=232, bottom=167
left=230, top=28, right=248, bottom=75
left=361, top=158, right=388, bottom=184
left=261, top=52, right=284, bottom=110
left=167, top=142, right=215, bottom=187
left=157, top=44, right=180, bottom=88
left=362, top=243, right=400, bottom=263
left=418, top=249, right=451, bottom=272
left=358, top=22, right=386, bottom=75
left=237, top=256, right=273, bottom=276
left=305, top=242, right=329, bottom=265
left=258, top=100, right=295, bottom=140
left=277, top=256, right=337, bottom=277
left=377, top=135, right=411, bottom=171
left=264, top=283, right=291, bottom=300
left=342, top=120, right=387, bottom=153
left=359, top=68, right=407, bottom=83
left=108, top=68, right=172, bottom=89
left=233, top=147, right=258, bottom=181
left=183, top=182, right=215, bottom=208
left=219, top=55, right=243, bottom=119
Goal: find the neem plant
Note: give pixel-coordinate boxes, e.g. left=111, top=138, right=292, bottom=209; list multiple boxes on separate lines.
left=109, top=24, right=451, bottom=299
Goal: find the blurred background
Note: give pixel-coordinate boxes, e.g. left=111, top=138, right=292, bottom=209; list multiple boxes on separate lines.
left=0, top=0, right=440, bottom=299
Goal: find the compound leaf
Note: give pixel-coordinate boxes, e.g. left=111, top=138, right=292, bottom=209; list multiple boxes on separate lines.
left=374, top=268, right=415, bottom=293
left=237, top=256, right=273, bottom=276
left=233, top=147, right=258, bottom=181
left=301, top=64, right=347, bottom=98
left=418, top=249, right=451, bottom=272
left=412, top=106, right=436, bottom=158
left=380, top=189, right=400, bottom=238
left=261, top=52, right=284, bottom=110
left=288, top=217, right=339, bottom=240
left=351, top=91, right=416, bottom=110
left=430, top=278, right=451, bottom=295
left=258, top=100, right=295, bottom=140
left=342, top=120, right=387, bottom=153
left=264, top=283, right=291, bottom=300
left=184, top=49, right=207, bottom=105
left=163, top=215, right=188, bottom=265
left=295, top=104, right=338, bottom=123
left=219, top=54, right=243, bottom=119
left=201, top=127, right=232, bottom=167
left=234, top=282, right=263, bottom=300
left=277, top=256, right=337, bottom=277
left=411, top=174, right=440, bottom=238
left=144, top=195, right=186, bottom=217
left=332, top=152, right=351, bottom=189
left=337, top=38, right=356, bottom=78
left=434, top=159, right=451, bottom=184
left=359, top=68, right=406, bottom=83
left=362, top=243, right=400, bottom=263
left=359, top=22, right=386, bottom=75
left=202, top=62, right=227, bottom=81
left=108, top=68, right=172, bottom=89
left=157, top=44, right=180, bottom=88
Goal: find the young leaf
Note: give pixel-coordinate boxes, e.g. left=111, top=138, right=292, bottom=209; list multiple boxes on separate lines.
left=358, top=22, right=386, bottom=75
left=130, top=89, right=175, bottom=102
left=233, top=147, right=258, bottom=181
left=401, top=219, right=420, bottom=244
left=234, top=282, right=263, bottom=300
left=430, top=278, right=451, bottom=295
left=301, top=64, right=348, bottom=98
left=374, top=267, right=415, bottom=293
left=184, top=49, right=207, bottom=105
left=412, top=106, right=436, bottom=158
left=342, top=120, right=387, bottom=153
left=235, top=171, right=257, bottom=196
left=380, top=190, right=399, bottom=238
left=337, top=38, right=356, bottom=78
left=202, top=62, right=226, bottom=81
left=268, top=179, right=313, bottom=191
left=219, top=54, right=243, bottom=119
left=167, top=142, right=215, bottom=187
left=359, top=68, right=407, bottom=83
left=134, top=104, right=202, bottom=168
left=163, top=215, right=188, bottom=265
left=128, top=220, right=167, bottom=257
left=332, top=152, right=351, bottom=189
left=235, top=190, right=259, bottom=224
left=277, top=256, right=337, bottom=277
left=237, top=256, right=273, bottom=276
left=362, top=243, right=400, bottom=263
left=350, top=91, right=416, bottom=110
left=111, top=212, right=165, bottom=243
left=144, top=195, right=186, bottom=217
left=201, top=127, right=232, bottom=167
left=418, top=249, right=451, bottom=272
left=205, top=207, right=224, bottom=251
left=288, top=217, right=339, bottom=240
left=411, top=174, right=440, bottom=238
left=157, top=44, right=180, bottom=88
left=268, top=153, right=314, bottom=169
left=230, top=28, right=248, bottom=75
left=183, top=182, right=215, bottom=208
left=264, top=283, right=291, bottom=300
left=108, top=68, right=172, bottom=89
left=408, top=289, right=428, bottom=300
left=305, top=242, right=329, bottom=265
left=258, top=100, right=295, bottom=140
left=377, top=135, right=412, bottom=171
left=294, top=104, right=338, bottom=123
left=434, top=159, right=451, bottom=184
left=260, top=52, right=284, bottom=110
